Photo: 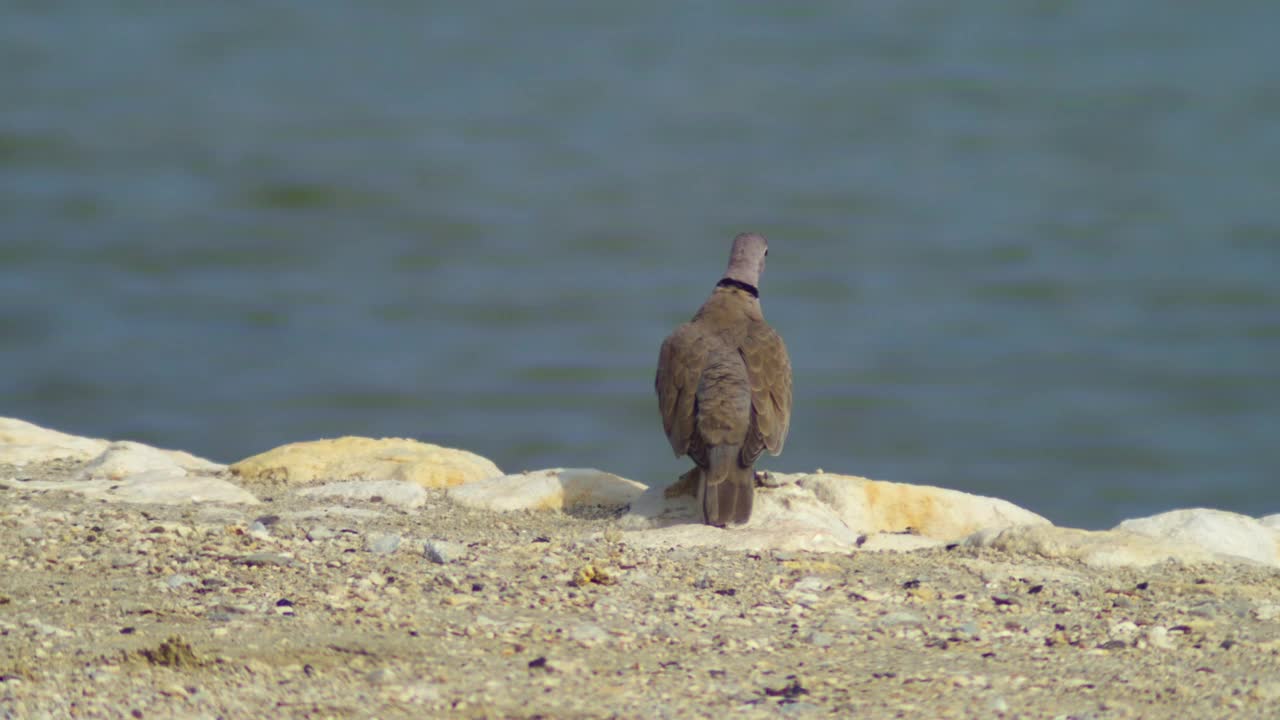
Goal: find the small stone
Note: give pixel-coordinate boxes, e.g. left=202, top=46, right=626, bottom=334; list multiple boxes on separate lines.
left=880, top=612, right=925, bottom=627
left=793, top=576, right=829, bottom=593
left=1250, top=681, right=1280, bottom=701
left=805, top=631, right=834, bottom=647
left=366, top=534, right=401, bottom=554
left=569, top=622, right=609, bottom=647
left=778, top=702, right=822, bottom=715
left=1108, top=621, right=1140, bottom=643
left=296, top=480, right=430, bottom=509
left=535, top=656, right=585, bottom=674
left=424, top=540, right=465, bottom=564
left=239, top=552, right=296, bottom=568
left=164, top=574, right=199, bottom=590
left=1253, top=603, right=1280, bottom=622
left=1145, top=626, right=1174, bottom=650
left=306, top=526, right=336, bottom=542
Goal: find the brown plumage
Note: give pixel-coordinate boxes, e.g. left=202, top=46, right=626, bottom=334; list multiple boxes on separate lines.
left=655, top=233, right=793, bottom=526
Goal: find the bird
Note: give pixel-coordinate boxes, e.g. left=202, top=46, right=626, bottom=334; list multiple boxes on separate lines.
left=655, top=232, right=793, bottom=527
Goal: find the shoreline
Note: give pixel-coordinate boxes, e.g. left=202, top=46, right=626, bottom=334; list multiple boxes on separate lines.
left=2, top=418, right=1280, bottom=718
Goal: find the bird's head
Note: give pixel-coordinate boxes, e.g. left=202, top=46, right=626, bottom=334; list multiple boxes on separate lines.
left=723, top=232, right=768, bottom=288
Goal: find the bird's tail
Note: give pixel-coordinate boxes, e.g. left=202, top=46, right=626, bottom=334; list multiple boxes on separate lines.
left=702, top=445, right=754, bottom=527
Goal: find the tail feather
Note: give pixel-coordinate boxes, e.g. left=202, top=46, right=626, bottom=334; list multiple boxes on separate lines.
left=701, top=445, right=754, bottom=527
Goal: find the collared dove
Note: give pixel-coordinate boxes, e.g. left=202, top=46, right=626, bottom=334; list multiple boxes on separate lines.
left=655, top=233, right=793, bottom=526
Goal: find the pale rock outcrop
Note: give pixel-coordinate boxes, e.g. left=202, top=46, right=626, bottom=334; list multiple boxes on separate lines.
left=1260, top=514, right=1280, bottom=530
left=2, top=472, right=258, bottom=505
left=796, top=472, right=1048, bottom=538
left=0, top=418, right=224, bottom=472
left=0, top=417, right=109, bottom=464
left=621, top=479, right=863, bottom=553
left=78, top=441, right=224, bottom=480
left=230, top=437, right=500, bottom=489
left=620, top=471, right=1048, bottom=553
left=963, top=523, right=1278, bottom=569
left=447, top=469, right=647, bottom=512
left=1114, top=508, right=1279, bottom=566
left=0, top=420, right=244, bottom=505
left=295, top=480, right=428, bottom=509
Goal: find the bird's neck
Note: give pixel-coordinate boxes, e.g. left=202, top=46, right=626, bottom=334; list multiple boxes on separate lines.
left=716, top=277, right=758, bottom=298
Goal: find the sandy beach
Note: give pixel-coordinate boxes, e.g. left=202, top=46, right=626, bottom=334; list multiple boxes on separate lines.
left=3, top=453, right=1279, bottom=719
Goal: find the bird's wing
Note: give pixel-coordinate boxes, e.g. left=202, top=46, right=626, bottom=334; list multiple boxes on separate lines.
left=739, top=321, right=792, bottom=464
left=655, top=322, right=710, bottom=457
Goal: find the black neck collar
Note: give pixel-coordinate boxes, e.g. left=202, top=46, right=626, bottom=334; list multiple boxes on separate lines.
left=716, top=277, right=759, bottom=298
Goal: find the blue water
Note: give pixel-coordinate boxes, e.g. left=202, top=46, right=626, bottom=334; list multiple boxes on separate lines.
left=3, top=2, right=1277, bottom=528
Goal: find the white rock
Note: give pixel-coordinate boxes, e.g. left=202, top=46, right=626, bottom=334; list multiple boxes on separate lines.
left=0, top=418, right=225, bottom=473
left=963, top=524, right=1271, bottom=569
left=78, top=441, right=225, bottom=480
left=1108, top=621, right=1139, bottom=643
left=1254, top=603, right=1280, bottom=622
left=424, top=540, right=465, bottom=564
left=4, top=471, right=259, bottom=505
left=0, top=417, right=109, bottom=464
left=568, top=622, right=609, bottom=647
left=857, top=533, right=948, bottom=552
left=1258, top=514, right=1280, bottom=530
left=295, top=480, right=427, bottom=509
left=76, top=443, right=190, bottom=493
left=1145, top=626, right=1174, bottom=650
left=799, top=472, right=1049, bottom=537
left=620, top=471, right=1043, bottom=554
left=446, top=468, right=646, bottom=512
left=366, top=534, right=402, bottom=554
left=280, top=507, right=384, bottom=522
left=793, top=576, right=830, bottom=593
left=307, top=527, right=337, bottom=542
left=1115, top=509, right=1278, bottom=566
left=621, top=481, right=860, bottom=553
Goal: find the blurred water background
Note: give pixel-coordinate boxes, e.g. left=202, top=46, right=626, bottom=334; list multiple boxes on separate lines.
left=2, top=2, right=1277, bottom=528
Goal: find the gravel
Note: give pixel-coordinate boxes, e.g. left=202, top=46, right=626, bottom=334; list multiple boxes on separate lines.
left=1, top=460, right=1279, bottom=718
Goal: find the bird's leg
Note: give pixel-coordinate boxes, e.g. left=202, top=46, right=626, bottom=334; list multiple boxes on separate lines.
left=664, top=467, right=701, bottom=498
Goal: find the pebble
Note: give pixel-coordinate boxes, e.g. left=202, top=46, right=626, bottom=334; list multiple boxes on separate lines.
left=879, top=612, right=925, bottom=627
left=793, top=576, right=830, bottom=593
left=569, top=622, right=609, bottom=647
left=423, top=540, right=465, bottom=564
left=805, top=631, right=835, bottom=647
left=239, top=552, right=296, bottom=568
left=306, top=526, right=336, bottom=542
left=18, top=526, right=44, bottom=541
left=1108, top=621, right=1140, bottom=643
left=1144, top=626, right=1174, bottom=650
left=296, top=480, right=428, bottom=509
left=164, top=574, right=199, bottom=589
left=1253, top=603, right=1280, bottom=621
left=366, top=534, right=401, bottom=554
